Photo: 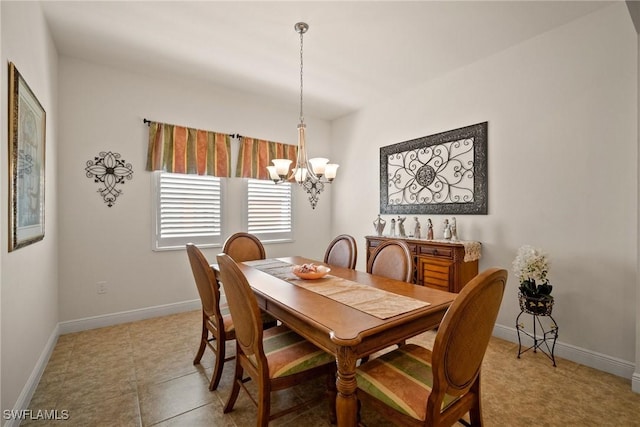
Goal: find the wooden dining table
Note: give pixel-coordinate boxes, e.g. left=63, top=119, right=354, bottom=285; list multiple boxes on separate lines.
left=230, top=256, right=456, bottom=427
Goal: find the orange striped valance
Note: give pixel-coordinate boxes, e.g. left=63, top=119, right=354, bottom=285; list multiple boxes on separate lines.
left=236, top=137, right=297, bottom=180
left=145, top=121, right=231, bottom=177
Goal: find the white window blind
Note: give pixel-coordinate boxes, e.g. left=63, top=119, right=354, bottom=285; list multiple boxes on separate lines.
left=152, top=171, right=223, bottom=250
left=246, top=179, right=293, bottom=242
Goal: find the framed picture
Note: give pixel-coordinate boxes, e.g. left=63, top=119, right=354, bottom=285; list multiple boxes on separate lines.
left=380, top=122, right=487, bottom=215
left=8, top=62, right=46, bottom=251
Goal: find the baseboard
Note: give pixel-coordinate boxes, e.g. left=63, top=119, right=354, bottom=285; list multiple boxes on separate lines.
left=632, top=371, right=640, bottom=393
left=3, top=324, right=60, bottom=427
left=58, top=299, right=201, bottom=334
left=493, top=323, right=636, bottom=381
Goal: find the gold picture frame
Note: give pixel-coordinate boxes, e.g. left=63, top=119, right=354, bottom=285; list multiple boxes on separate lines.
left=8, top=62, right=46, bottom=251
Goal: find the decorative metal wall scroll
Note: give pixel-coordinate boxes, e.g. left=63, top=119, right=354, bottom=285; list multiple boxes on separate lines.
left=85, top=151, right=134, bottom=207
left=380, top=122, right=488, bottom=215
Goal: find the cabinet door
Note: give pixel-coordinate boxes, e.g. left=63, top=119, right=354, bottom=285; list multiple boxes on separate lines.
left=418, top=257, right=453, bottom=291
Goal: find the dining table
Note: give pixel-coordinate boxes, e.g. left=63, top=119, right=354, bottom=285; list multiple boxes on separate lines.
left=224, top=256, right=457, bottom=427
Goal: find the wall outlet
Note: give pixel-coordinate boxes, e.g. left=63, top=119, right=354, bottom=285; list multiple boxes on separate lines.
left=97, top=281, right=108, bottom=294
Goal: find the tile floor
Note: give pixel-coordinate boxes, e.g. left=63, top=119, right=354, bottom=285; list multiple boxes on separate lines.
left=23, top=310, right=640, bottom=426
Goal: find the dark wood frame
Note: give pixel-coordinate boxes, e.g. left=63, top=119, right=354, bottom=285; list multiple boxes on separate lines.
left=8, top=62, right=46, bottom=251
left=380, top=122, right=487, bottom=215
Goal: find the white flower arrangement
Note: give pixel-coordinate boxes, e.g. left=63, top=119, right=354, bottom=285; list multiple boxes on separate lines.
left=512, top=245, right=549, bottom=284
left=512, top=245, right=553, bottom=299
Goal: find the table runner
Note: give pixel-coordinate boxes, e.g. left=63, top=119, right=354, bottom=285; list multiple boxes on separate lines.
left=244, top=259, right=429, bottom=319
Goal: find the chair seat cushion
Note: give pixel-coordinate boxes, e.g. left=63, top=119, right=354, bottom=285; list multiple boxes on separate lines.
left=216, top=305, right=277, bottom=337
left=260, top=325, right=335, bottom=379
left=356, top=344, right=460, bottom=421
left=219, top=305, right=235, bottom=334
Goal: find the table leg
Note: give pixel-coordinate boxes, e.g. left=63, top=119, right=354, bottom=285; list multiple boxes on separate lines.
left=335, top=346, right=358, bottom=427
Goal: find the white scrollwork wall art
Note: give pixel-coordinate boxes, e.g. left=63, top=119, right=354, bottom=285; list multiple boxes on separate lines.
left=85, top=151, right=134, bottom=207
left=380, top=122, right=488, bottom=215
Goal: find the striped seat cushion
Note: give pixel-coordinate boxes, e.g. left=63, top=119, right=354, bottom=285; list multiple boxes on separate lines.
left=356, top=344, right=460, bottom=421
left=256, top=325, right=335, bottom=379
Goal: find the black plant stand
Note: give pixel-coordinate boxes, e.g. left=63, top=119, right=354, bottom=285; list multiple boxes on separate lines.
left=516, top=296, right=558, bottom=367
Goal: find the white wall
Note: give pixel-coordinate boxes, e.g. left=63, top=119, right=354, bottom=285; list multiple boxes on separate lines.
left=636, top=26, right=640, bottom=392
left=332, top=3, right=638, bottom=370
left=57, top=57, right=333, bottom=322
left=1, top=1, right=59, bottom=414
left=632, top=0, right=640, bottom=393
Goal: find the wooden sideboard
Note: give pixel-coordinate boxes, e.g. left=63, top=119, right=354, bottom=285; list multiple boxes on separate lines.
left=365, top=236, right=481, bottom=293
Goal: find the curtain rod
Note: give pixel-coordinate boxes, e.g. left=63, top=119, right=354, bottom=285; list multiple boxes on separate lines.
left=143, top=118, right=242, bottom=138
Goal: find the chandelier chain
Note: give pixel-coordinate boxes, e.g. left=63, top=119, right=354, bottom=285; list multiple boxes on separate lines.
left=299, top=28, right=304, bottom=124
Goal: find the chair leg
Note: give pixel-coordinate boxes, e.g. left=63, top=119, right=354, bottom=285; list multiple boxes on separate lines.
left=193, top=317, right=207, bottom=365
left=223, top=357, right=243, bottom=414
left=209, top=335, right=225, bottom=391
left=469, top=406, right=482, bottom=426
left=257, top=382, right=271, bottom=427
left=468, top=378, right=483, bottom=426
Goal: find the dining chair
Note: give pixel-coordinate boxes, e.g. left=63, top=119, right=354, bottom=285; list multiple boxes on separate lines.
left=221, top=232, right=278, bottom=329
left=216, top=253, right=337, bottom=427
left=355, top=268, right=507, bottom=427
left=186, top=243, right=236, bottom=391
left=366, top=239, right=413, bottom=282
left=222, top=232, right=266, bottom=262
left=324, top=234, right=358, bottom=269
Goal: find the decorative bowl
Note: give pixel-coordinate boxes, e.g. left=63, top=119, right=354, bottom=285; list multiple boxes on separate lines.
left=292, top=264, right=331, bottom=280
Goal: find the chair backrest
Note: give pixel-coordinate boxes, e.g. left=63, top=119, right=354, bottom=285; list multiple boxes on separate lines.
left=366, top=240, right=413, bottom=282
left=324, top=234, right=358, bottom=269
left=428, top=268, right=507, bottom=411
left=216, top=253, right=266, bottom=365
left=186, top=243, right=221, bottom=319
left=222, top=232, right=266, bottom=262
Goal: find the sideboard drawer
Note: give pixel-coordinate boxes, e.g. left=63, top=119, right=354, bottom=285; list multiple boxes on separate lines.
left=418, top=246, right=453, bottom=259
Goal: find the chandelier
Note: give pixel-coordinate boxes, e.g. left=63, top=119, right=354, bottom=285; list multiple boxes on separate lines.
left=266, top=22, right=339, bottom=209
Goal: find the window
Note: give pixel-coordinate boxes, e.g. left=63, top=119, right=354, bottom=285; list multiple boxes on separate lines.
left=246, top=179, right=293, bottom=242
left=152, top=171, right=223, bottom=250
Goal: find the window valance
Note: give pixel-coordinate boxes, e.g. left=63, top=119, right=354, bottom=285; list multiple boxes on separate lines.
left=145, top=121, right=231, bottom=177
left=236, top=137, right=297, bottom=180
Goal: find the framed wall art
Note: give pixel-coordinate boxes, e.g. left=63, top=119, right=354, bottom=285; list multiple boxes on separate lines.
left=8, top=62, right=46, bottom=251
left=380, top=122, right=487, bottom=215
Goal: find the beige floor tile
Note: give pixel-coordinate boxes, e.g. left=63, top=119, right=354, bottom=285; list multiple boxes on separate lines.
left=137, top=372, right=216, bottom=426
left=153, top=401, right=234, bottom=427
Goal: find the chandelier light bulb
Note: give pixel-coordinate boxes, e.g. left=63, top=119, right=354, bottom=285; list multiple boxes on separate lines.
left=295, top=167, right=308, bottom=183
left=309, top=158, right=329, bottom=176
left=324, top=164, right=339, bottom=181
left=272, top=159, right=292, bottom=177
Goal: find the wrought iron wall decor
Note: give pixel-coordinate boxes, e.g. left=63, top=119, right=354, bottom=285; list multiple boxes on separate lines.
left=85, top=151, right=134, bottom=207
left=380, top=122, right=488, bottom=215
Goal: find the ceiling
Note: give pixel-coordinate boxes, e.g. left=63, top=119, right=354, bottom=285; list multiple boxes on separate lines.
left=40, top=1, right=613, bottom=121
